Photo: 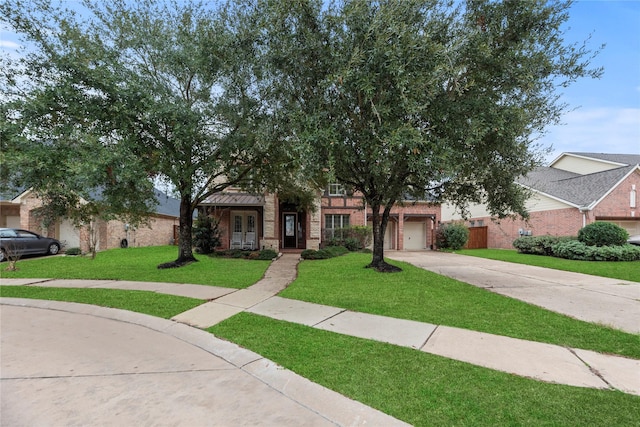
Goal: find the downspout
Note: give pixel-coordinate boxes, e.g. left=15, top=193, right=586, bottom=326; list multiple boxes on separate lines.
left=579, top=207, right=590, bottom=227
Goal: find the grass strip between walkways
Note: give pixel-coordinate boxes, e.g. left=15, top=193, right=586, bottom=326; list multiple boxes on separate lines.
left=0, top=246, right=270, bottom=289
left=456, top=249, right=640, bottom=282
left=280, top=253, right=640, bottom=359
left=0, top=286, right=203, bottom=319
left=209, top=313, right=640, bottom=427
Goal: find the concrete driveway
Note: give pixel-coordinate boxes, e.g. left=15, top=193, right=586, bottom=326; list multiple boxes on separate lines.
left=386, top=251, right=640, bottom=334
left=0, top=300, right=408, bottom=427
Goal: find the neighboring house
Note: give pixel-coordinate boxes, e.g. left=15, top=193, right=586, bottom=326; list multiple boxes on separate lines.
left=198, top=186, right=440, bottom=251
left=441, top=152, right=640, bottom=249
left=0, top=188, right=180, bottom=253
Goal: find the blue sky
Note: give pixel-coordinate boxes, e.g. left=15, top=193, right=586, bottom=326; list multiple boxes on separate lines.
left=1, top=0, right=638, bottom=164
left=541, top=0, right=640, bottom=162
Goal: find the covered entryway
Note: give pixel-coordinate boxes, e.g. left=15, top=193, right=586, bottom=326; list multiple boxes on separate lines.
left=231, top=211, right=258, bottom=250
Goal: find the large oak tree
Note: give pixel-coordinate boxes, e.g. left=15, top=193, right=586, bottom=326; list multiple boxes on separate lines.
left=238, top=0, right=602, bottom=271
left=1, top=0, right=307, bottom=266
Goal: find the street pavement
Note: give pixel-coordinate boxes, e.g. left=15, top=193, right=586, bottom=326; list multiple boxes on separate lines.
left=1, top=251, right=639, bottom=425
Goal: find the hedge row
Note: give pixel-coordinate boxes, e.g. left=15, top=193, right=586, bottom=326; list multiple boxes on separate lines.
left=301, top=245, right=349, bottom=260
left=513, top=236, right=640, bottom=261
left=214, top=249, right=278, bottom=260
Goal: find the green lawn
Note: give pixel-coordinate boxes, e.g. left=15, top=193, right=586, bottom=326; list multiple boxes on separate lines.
left=280, top=253, right=639, bottom=359
left=210, top=313, right=639, bottom=427
left=456, top=249, right=640, bottom=282
left=0, top=246, right=270, bottom=288
left=0, top=286, right=203, bottom=318
left=2, top=247, right=639, bottom=425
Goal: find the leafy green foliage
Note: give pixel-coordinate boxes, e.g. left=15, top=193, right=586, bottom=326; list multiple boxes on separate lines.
left=192, top=215, right=221, bottom=254
left=301, top=245, right=349, bottom=260
left=213, top=249, right=279, bottom=260
left=436, top=223, right=470, bottom=250
left=513, top=235, right=576, bottom=255
left=0, top=0, right=311, bottom=266
left=325, top=225, right=373, bottom=251
left=238, top=0, right=602, bottom=270
left=457, top=249, right=640, bottom=282
left=578, top=222, right=629, bottom=247
left=551, top=241, right=640, bottom=262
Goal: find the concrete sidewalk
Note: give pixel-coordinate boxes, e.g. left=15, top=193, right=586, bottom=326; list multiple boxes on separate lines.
left=1, top=299, right=408, bottom=426
left=2, top=252, right=639, bottom=398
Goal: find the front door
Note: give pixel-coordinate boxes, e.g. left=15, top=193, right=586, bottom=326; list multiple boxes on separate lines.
left=282, top=213, right=297, bottom=248
left=231, top=211, right=257, bottom=249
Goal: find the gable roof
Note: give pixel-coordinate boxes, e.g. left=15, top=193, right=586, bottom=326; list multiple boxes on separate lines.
left=9, top=187, right=180, bottom=218
left=549, top=152, right=640, bottom=168
left=520, top=151, right=639, bottom=209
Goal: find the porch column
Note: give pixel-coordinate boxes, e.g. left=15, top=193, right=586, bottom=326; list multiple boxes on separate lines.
left=307, top=194, right=322, bottom=250
left=261, top=193, right=279, bottom=250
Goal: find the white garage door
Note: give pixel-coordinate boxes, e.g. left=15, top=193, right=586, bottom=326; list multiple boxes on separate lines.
left=403, top=222, right=426, bottom=250
left=608, top=220, right=640, bottom=237
left=59, top=219, right=80, bottom=249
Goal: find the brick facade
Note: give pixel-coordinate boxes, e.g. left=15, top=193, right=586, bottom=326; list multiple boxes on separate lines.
left=454, top=168, right=640, bottom=249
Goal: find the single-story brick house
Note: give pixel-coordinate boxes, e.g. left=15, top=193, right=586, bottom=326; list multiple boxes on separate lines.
left=0, top=188, right=180, bottom=253
left=441, top=152, right=640, bottom=249
left=198, top=185, right=440, bottom=252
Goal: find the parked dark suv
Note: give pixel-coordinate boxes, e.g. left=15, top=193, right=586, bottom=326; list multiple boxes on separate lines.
left=0, top=228, right=62, bottom=262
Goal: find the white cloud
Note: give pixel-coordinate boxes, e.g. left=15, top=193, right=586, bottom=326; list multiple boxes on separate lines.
left=0, top=40, right=20, bottom=50
left=541, top=107, right=640, bottom=163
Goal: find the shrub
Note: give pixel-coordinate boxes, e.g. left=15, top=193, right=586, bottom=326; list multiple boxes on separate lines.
left=513, top=235, right=575, bottom=255
left=324, top=226, right=372, bottom=251
left=193, top=215, right=221, bottom=254
left=578, top=222, right=629, bottom=247
left=257, top=249, right=278, bottom=260
left=301, top=245, right=349, bottom=260
left=551, top=240, right=640, bottom=261
left=436, top=223, right=469, bottom=250
left=65, top=247, right=82, bottom=256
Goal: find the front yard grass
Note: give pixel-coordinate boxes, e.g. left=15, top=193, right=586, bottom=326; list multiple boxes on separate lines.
left=210, top=313, right=640, bottom=427
left=2, top=247, right=638, bottom=425
left=280, top=253, right=640, bottom=359
left=0, top=246, right=270, bottom=288
left=0, top=286, right=203, bottom=318
left=456, top=249, right=640, bottom=282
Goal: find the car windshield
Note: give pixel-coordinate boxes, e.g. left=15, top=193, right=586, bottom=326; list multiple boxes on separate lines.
left=0, top=229, right=18, bottom=238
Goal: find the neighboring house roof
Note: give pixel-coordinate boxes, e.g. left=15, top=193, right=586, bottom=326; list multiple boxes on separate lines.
left=9, top=187, right=180, bottom=218
left=153, top=189, right=181, bottom=217
left=520, top=152, right=640, bottom=209
left=519, top=164, right=637, bottom=208
left=559, top=152, right=640, bottom=166
left=200, top=192, right=265, bottom=207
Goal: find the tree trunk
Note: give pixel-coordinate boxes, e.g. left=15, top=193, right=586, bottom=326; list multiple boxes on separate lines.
left=158, top=194, right=197, bottom=269
left=367, top=202, right=401, bottom=273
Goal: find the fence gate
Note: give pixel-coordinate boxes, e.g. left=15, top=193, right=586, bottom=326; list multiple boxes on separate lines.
left=465, top=226, right=488, bottom=249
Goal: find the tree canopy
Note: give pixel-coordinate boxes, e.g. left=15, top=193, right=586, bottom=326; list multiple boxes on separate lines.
left=1, top=0, right=602, bottom=271
left=1, top=0, right=312, bottom=266
left=235, top=0, right=602, bottom=271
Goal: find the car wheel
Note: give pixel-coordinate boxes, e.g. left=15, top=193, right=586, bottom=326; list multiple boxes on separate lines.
left=0, top=249, right=5, bottom=262
left=48, top=243, right=60, bottom=255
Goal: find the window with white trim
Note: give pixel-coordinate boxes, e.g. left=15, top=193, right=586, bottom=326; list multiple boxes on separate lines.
left=328, top=183, right=346, bottom=196
left=324, top=214, right=350, bottom=239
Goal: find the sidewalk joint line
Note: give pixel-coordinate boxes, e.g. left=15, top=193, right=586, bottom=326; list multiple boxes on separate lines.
left=312, top=308, right=347, bottom=327
left=420, top=325, right=440, bottom=350
left=567, top=347, right=615, bottom=391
